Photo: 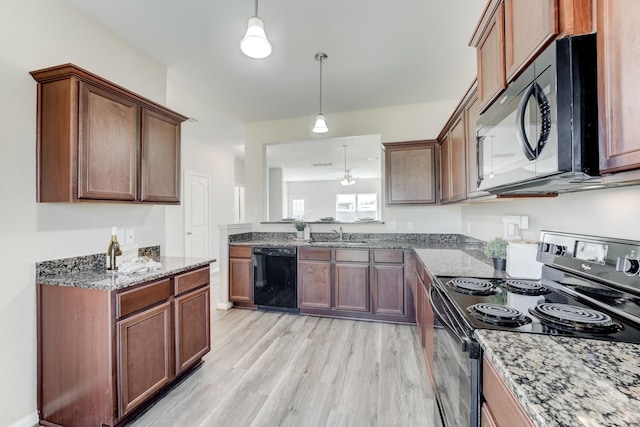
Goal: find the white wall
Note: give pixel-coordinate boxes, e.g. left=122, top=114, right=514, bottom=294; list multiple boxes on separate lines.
left=461, top=185, right=640, bottom=242
left=245, top=100, right=464, bottom=233
left=0, top=0, right=236, bottom=424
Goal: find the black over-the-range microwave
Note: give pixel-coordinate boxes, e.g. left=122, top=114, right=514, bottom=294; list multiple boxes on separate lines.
left=476, top=33, right=600, bottom=195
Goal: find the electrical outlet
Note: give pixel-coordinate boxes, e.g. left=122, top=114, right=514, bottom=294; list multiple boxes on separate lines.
left=125, top=229, right=135, bottom=244
left=407, top=221, right=414, bottom=231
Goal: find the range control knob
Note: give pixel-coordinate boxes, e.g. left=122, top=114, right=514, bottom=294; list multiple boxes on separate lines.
left=616, top=257, right=640, bottom=276
left=553, top=244, right=567, bottom=256
left=540, top=242, right=552, bottom=253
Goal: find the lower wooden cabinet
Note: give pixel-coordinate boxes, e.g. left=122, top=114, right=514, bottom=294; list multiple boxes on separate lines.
left=175, top=285, right=210, bottom=374
left=299, top=248, right=332, bottom=309
left=482, top=356, right=534, bottom=427
left=37, top=265, right=211, bottom=427
left=415, top=256, right=435, bottom=385
left=229, top=245, right=254, bottom=306
left=117, top=301, right=172, bottom=417
left=298, top=247, right=412, bottom=323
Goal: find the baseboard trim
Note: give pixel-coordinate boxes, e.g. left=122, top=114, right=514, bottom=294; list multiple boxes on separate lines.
left=10, top=411, right=39, bottom=427
left=217, top=301, right=233, bottom=310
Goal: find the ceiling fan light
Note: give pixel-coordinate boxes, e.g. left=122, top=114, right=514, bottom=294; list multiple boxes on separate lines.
left=240, top=17, right=272, bottom=59
left=312, top=113, right=329, bottom=134
left=340, top=175, right=356, bottom=186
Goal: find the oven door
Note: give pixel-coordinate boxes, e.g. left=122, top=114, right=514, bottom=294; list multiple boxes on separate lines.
left=430, top=283, right=481, bottom=427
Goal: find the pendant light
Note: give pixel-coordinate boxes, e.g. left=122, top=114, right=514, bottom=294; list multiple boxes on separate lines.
left=340, top=145, right=356, bottom=186
left=312, top=53, right=329, bottom=134
left=240, top=0, right=272, bottom=59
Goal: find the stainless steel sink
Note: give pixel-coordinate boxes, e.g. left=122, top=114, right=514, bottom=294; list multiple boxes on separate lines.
left=313, top=241, right=368, bottom=246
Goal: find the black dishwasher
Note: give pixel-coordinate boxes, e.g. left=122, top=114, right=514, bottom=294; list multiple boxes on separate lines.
left=253, top=247, right=299, bottom=313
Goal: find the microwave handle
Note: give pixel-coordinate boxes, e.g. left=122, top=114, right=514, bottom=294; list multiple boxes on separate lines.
left=516, top=82, right=552, bottom=161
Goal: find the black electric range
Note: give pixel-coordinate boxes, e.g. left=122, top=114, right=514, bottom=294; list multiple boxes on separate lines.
left=429, top=231, right=640, bottom=427
left=434, top=231, right=640, bottom=344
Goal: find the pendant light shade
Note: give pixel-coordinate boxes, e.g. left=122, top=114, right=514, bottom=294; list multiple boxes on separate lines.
left=312, top=53, right=328, bottom=133
left=240, top=1, right=272, bottom=59
left=312, top=114, right=328, bottom=134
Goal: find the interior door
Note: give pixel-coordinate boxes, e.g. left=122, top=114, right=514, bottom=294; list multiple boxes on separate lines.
left=184, top=172, right=209, bottom=258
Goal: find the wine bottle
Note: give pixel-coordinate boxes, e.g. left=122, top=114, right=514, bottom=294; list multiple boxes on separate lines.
left=107, top=226, right=122, bottom=271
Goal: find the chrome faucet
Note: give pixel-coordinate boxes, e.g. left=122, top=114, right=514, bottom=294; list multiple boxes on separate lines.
left=332, top=227, right=343, bottom=241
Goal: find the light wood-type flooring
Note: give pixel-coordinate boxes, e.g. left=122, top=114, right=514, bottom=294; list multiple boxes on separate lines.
left=126, top=306, right=436, bottom=427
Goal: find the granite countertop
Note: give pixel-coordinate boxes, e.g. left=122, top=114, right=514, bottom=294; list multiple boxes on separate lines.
left=476, top=329, right=640, bottom=427
left=413, top=248, right=498, bottom=278
left=37, top=256, right=216, bottom=291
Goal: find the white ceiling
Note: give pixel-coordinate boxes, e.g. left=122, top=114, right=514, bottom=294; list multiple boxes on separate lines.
left=61, top=0, right=485, bottom=128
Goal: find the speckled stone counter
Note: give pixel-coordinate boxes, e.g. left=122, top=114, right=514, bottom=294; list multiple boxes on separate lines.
left=476, top=329, right=640, bottom=427
left=37, top=256, right=216, bottom=291
left=413, top=248, right=498, bottom=278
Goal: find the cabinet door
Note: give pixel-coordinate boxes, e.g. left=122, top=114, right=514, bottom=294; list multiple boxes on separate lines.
left=78, top=82, right=138, bottom=201
left=175, top=286, right=210, bottom=375
left=298, top=260, right=332, bottom=309
left=465, top=93, right=485, bottom=198
left=384, top=141, right=437, bottom=205
left=598, top=0, right=640, bottom=173
left=440, top=135, right=451, bottom=203
left=477, top=2, right=506, bottom=111
left=334, top=263, right=370, bottom=312
left=229, top=258, right=253, bottom=302
left=117, top=301, right=172, bottom=417
left=449, top=116, right=467, bottom=202
left=504, top=0, right=557, bottom=81
left=372, top=264, right=404, bottom=316
left=140, top=108, right=181, bottom=203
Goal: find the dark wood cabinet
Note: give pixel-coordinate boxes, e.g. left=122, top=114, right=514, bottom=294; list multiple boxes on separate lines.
left=482, top=356, right=535, bottom=427
left=415, top=257, right=435, bottom=386
left=174, top=282, right=210, bottom=375
left=474, top=1, right=506, bottom=111
left=298, top=248, right=333, bottom=309
left=30, top=63, right=187, bottom=204
left=440, top=115, right=467, bottom=203
left=383, top=141, right=438, bottom=205
left=117, top=301, right=172, bottom=417
left=464, top=91, right=486, bottom=198
left=597, top=0, right=640, bottom=174
left=229, top=246, right=254, bottom=306
left=372, top=250, right=405, bottom=316
left=37, top=265, right=211, bottom=427
left=298, top=247, right=413, bottom=323
left=471, top=0, right=591, bottom=112
left=140, top=108, right=181, bottom=203
left=78, top=82, right=138, bottom=201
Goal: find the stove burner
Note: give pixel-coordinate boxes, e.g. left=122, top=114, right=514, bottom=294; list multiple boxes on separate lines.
left=529, top=303, right=623, bottom=334
left=447, top=278, right=498, bottom=296
left=574, top=285, right=625, bottom=301
left=468, top=303, right=532, bottom=327
left=504, top=279, right=550, bottom=296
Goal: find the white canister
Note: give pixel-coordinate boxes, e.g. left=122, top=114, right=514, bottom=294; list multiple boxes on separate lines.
left=506, top=241, right=543, bottom=279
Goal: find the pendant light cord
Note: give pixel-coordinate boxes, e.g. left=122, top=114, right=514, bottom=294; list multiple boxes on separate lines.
left=318, top=56, right=324, bottom=114
left=254, top=0, right=259, bottom=16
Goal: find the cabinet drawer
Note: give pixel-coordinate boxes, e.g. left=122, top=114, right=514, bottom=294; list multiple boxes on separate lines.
left=229, top=245, right=251, bottom=258
left=373, top=249, right=404, bottom=264
left=335, top=249, right=370, bottom=263
left=174, top=266, right=210, bottom=296
left=299, top=248, right=332, bottom=261
left=116, top=279, right=172, bottom=319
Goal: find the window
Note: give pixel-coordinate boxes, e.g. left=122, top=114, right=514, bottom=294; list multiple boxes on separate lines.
left=336, top=193, right=377, bottom=222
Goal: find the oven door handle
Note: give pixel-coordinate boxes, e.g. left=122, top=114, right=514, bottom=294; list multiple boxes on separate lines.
left=429, top=286, right=475, bottom=355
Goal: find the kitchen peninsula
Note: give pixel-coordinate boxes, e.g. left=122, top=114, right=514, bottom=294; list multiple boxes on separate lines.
left=36, top=251, right=215, bottom=427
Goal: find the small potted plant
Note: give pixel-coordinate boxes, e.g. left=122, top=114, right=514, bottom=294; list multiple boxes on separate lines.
left=293, top=220, right=307, bottom=239
left=484, top=237, right=508, bottom=271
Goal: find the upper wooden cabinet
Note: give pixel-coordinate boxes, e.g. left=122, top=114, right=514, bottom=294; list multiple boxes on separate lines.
left=470, top=0, right=592, bottom=112
left=464, top=91, right=485, bottom=198
left=383, top=140, right=438, bottom=205
left=30, top=64, right=187, bottom=204
left=439, top=115, right=467, bottom=204
left=597, top=0, right=640, bottom=174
